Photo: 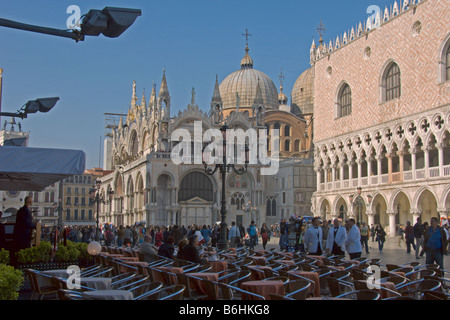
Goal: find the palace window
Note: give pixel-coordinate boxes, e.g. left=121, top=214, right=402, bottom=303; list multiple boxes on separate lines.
left=447, top=45, right=450, bottom=81
left=383, top=62, right=401, bottom=101
left=338, top=84, right=352, bottom=118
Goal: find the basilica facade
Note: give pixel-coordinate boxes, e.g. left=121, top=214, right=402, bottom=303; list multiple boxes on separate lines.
left=311, top=0, right=450, bottom=236
left=98, top=44, right=316, bottom=228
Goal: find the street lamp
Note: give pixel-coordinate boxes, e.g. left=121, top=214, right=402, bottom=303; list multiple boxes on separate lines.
left=90, top=178, right=114, bottom=241
left=203, top=124, right=249, bottom=251
left=0, top=7, right=141, bottom=42
left=245, top=200, right=256, bottom=225
left=0, top=97, right=59, bottom=119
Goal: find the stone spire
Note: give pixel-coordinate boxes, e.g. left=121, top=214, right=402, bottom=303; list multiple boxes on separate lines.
left=254, top=78, right=264, bottom=105
left=149, top=81, right=157, bottom=115
left=211, top=74, right=222, bottom=104
left=159, top=68, right=170, bottom=98
left=141, top=89, right=146, bottom=117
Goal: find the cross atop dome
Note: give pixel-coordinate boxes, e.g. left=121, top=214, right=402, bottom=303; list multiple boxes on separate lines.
left=240, top=28, right=253, bottom=69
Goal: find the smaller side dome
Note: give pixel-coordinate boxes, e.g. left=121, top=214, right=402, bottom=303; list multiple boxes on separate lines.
left=291, top=67, right=314, bottom=116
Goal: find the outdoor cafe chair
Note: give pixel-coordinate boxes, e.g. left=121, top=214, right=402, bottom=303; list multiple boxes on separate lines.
left=216, top=282, right=266, bottom=301
left=268, top=293, right=295, bottom=300
left=57, top=289, right=84, bottom=300
left=201, top=279, right=220, bottom=300
left=352, top=279, right=402, bottom=298
left=119, top=280, right=162, bottom=298
left=421, top=290, right=450, bottom=300
left=110, top=272, right=137, bottom=288
left=112, top=274, right=149, bottom=291
left=78, top=264, right=101, bottom=277
left=51, top=276, right=96, bottom=292
left=327, top=277, right=354, bottom=297
left=175, top=273, right=209, bottom=300
left=395, top=278, right=442, bottom=299
left=382, top=295, right=416, bottom=300
left=335, top=289, right=381, bottom=300
left=86, top=266, right=113, bottom=278
left=284, top=279, right=311, bottom=300
left=226, top=270, right=252, bottom=287
left=25, top=269, right=59, bottom=300
left=263, top=276, right=289, bottom=285
left=135, top=284, right=186, bottom=300
left=423, top=275, right=450, bottom=292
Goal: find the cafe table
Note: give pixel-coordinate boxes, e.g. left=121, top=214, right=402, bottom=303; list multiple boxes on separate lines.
left=240, top=280, right=285, bottom=300
left=79, top=277, right=112, bottom=290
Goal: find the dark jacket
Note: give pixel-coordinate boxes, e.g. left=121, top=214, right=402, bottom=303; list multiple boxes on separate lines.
left=158, top=243, right=175, bottom=259
left=180, top=243, right=201, bottom=263
left=413, top=222, right=425, bottom=238
left=13, top=205, right=36, bottom=250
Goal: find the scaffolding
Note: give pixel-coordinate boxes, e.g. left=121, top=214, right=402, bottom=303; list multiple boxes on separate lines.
left=104, top=112, right=127, bottom=138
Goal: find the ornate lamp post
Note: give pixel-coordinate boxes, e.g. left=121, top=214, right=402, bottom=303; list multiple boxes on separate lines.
left=90, top=178, right=114, bottom=241
left=203, top=124, right=249, bottom=251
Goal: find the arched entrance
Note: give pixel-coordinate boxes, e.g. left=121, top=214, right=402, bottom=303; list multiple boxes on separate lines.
left=179, top=171, right=214, bottom=227
left=416, top=189, right=438, bottom=224
left=371, top=193, right=388, bottom=229
left=156, top=173, right=173, bottom=226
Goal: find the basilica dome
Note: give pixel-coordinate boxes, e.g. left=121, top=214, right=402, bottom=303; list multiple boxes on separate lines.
left=291, top=67, right=314, bottom=116
left=219, top=45, right=279, bottom=111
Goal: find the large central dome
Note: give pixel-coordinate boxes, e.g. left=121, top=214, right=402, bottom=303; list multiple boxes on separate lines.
left=219, top=45, right=278, bottom=111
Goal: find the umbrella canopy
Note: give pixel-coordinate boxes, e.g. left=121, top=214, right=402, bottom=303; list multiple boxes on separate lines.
left=0, top=146, right=85, bottom=191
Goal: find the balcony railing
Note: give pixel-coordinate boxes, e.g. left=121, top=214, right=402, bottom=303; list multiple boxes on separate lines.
left=319, top=164, right=450, bottom=194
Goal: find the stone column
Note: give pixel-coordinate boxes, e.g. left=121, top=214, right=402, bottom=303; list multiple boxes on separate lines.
left=397, top=151, right=404, bottom=182
left=315, top=166, right=322, bottom=191
left=438, top=143, right=444, bottom=177
left=377, top=155, right=383, bottom=185
left=367, top=211, right=375, bottom=228
left=331, top=165, right=336, bottom=189
left=367, top=157, right=373, bottom=185
left=340, top=161, right=345, bottom=184
left=410, top=148, right=417, bottom=181
left=387, top=153, right=393, bottom=183
left=423, top=146, right=430, bottom=178
left=387, top=211, right=397, bottom=237
left=349, top=160, right=354, bottom=184
left=357, top=158, right=362, bottom=186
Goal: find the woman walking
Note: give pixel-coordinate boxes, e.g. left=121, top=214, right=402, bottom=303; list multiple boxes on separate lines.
left=260, top=223, right=270, bottom=250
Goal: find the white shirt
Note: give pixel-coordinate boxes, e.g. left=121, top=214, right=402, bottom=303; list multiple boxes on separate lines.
left=326, top=226, right=347, bottom=252
left=345, top=224, right=362, bottom=254
left=304, top=226, right=323, bottom=253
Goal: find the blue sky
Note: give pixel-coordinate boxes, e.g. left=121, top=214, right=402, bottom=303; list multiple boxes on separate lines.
left=0, top=0, right=395, bottom=168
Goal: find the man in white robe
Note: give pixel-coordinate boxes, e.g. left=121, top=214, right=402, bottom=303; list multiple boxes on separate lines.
left=345, top=218, right=362, bottom=260
left=304, top=217, right=323, bottom=255
left=326, top=218, right=347, bottom=256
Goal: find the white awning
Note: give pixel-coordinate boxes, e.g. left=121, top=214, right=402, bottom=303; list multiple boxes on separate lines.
left=0, top=146, right=86, bottom=191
